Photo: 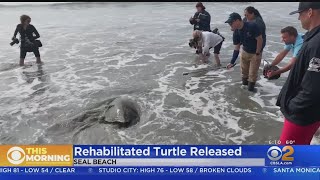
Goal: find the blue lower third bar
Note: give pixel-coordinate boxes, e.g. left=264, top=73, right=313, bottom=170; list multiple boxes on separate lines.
left=0, top=167, right=320, bottom=176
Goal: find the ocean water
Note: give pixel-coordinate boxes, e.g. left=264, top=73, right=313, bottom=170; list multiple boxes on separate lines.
left=0, top=2, right=318, bottom=145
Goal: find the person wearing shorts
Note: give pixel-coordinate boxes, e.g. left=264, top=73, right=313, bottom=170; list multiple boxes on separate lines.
left=192, top=30, right=224, bottom=66
left=12, top=15, right=42, bottom=66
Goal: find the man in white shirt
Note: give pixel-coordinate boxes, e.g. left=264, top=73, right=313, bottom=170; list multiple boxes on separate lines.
left=192, top=30, right=224, bottom=66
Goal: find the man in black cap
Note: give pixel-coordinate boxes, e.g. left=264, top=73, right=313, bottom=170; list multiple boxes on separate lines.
left=189, top=2, right=211, bottom=32
left=276, top=2, right=320, bottom=145
left=225, top=12, right=264, bottom=92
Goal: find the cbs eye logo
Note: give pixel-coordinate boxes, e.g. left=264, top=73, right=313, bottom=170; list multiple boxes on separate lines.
left=267, top=146, right=294, bottom=161
left=7, top=146, right=26, bottom=165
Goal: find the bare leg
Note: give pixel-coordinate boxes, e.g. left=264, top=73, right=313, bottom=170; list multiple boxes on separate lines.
left=34, top=48, right=42, bottom=64
left=203, top=54, right=209, bottom=63
left=20, top=48, right=26, bottom=66
left=199, top=53, right=209, bottom=63
left=20, top=58, right=25, bottom=66
left=214, top=53, right=221, bottom=67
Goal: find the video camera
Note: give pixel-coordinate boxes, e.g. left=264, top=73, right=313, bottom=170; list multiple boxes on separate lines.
left=10, top=38, right=19, bottom=46
left=188, top=39, right=202, bottom=54
left=211, top=28, right=225, bottom=41
left=189, top=38, right=197, bottom=49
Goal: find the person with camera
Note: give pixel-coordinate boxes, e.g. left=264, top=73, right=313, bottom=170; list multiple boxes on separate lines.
left=189, top=2, right=211, bottom=32
left=189, top=30, right=224, bottom=66
left=12, top=15, right=42, bottom=66
left=265, top=26, right=304, bottom=79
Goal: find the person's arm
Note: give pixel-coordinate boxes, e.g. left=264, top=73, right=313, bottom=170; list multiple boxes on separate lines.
left=12, top=24, right=19, bottom=40
left=206, top=13, right=211, bottom=31
left=255, top=18, right=266, bottom=36
left=227, top=44, right=240, bottom=69
left=268, top=57, right=296, bottom=78
left=271, top=49, right=290, bottom=66
left=269, top=43, right=301, bottom=77
left=199, top=52, right=209, bottom=62
left=288, top=54, right=320, bottom=114
left=199, top=12, right=211, bottom=25
left=227, top=31, right=241, bottom=68
left=32, top=25, right=40, bottom=39
left=277, top=57, right=296, bottom=74
left=250, top=23, right=262, bottom=55
left=199, top=12, right=211, bottom=27
left=200, top=40, right=210, bottom=60
left=189, top=13, right=198, bottom=25
left=230, top=44, right=240, bottom=64
left=255, top=35, right=263, bottom=55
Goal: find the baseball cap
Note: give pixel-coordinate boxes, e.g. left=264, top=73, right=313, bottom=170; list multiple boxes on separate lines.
left=225, top=12, right=242, bottom=24
left=289, top=2, right=320, bottom=15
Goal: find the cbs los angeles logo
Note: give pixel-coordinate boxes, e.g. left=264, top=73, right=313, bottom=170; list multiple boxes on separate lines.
left=267, top=146, right=294, bottom=165
left=7, top=146, right=26, bottom=165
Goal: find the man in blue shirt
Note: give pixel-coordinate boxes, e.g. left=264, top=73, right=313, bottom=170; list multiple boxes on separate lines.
left=225, top=12, right=264, bottom=92
left=267, top=26, right=304, bottom=79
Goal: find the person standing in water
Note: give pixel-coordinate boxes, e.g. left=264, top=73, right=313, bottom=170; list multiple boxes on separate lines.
left=191, top=30, right=224, bottom=66
left=12, top=15, right=42, bottom=66
left=189, top=2, right=211, bottom=32
left=225, top=12, right=263, bottom=92
left=276, top=2, right=320, bottom=145
left=243, top=6, right=267, bottom=53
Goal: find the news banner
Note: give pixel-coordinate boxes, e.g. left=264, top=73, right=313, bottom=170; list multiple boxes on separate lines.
left=1, top=144, right=320, bottom=178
